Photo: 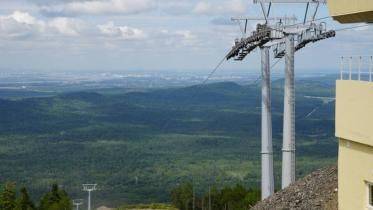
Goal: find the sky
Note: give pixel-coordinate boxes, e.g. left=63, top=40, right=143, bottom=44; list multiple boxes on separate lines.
left=0, top=0, right=372, bottom=74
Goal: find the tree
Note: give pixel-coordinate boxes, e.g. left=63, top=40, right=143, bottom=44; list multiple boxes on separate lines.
left=207, top=186, right=221, bottom=210
left=15, top=187, right=36, bottom=210
left=220, top=185, right=249, bottom=210
left=0, top=182, right=17, bottom=210
left=39, top=184, right=72, bottom=210
left=172, top=182, right=261, bottom=210
left=244, top=188, right=260, bottom=208
left=171, top=182, right=193, bottom=210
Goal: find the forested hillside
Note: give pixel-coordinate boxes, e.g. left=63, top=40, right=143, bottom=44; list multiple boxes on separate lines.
left=0, top=77, right=337, bottom=207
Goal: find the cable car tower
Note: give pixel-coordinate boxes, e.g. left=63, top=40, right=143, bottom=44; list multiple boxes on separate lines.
left=73, top=199, right=84, bottom=210
left=225, top=0, right=335, bottom=199
left=82, top=184, right=97, bottom=210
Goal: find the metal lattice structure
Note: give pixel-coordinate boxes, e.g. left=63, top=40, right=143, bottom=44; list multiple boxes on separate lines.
left=273, top=22, right=336, bottom=58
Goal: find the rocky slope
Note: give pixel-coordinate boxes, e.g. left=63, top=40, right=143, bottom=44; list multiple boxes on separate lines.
left=251, top=166, right=338, bottom=210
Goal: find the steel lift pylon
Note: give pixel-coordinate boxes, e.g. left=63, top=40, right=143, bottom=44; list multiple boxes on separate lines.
left=225, top=0, right=336, bottom=198
left=253, top=0, right=335, bottom=189
left=226, top=15, right=297, bottom=199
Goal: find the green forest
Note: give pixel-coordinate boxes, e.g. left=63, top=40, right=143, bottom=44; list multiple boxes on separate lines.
left=0, top=182, right=72, bottom=210
left=0, top=77, right=337, bottom=207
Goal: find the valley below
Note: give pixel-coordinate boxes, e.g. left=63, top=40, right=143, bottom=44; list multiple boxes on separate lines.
left=0, top=73, right=337, bottom=208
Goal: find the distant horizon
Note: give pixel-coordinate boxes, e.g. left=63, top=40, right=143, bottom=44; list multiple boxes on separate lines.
left=1, top=0, right=372, bottom=73
left=0, top=67, right=340, bottom=75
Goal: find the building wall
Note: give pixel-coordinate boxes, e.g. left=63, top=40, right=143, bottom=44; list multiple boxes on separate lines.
left=336, top=80, right=373, bottom=147
left=336, top=80, right=373, bottom=210
left=338, top=139, right=373, bottom=210
left=328, top=0, right=373, bottom=23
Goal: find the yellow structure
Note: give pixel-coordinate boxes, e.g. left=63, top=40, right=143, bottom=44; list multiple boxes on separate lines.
left=328, top=0, right=373, bottom=23
left=336, top=80, right=373, bottom=210
left=330, top=1, right=373, bottom=208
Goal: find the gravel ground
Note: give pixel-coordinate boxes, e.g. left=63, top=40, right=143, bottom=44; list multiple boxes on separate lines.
left=251, top=166, right=338, bottom=210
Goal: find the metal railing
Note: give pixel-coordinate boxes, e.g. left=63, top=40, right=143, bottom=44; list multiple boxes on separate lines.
left=340, top=56, right=373, bottom=82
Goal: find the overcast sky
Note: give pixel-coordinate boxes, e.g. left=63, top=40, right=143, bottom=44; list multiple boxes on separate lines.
left=0, top=0, right=372, bottom=74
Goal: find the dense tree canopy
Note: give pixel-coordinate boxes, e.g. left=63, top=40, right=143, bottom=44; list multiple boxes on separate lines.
left=15, top=187, right=36, bottom=210
left=39, top=184, right=72, bottom=210
left=0, top=79, right=337, bottom=205
left=1, top=182, right=17, bottom=210
left=171, top=183, right=260, bottom=210
left=0, top=183, right=72, bottom=210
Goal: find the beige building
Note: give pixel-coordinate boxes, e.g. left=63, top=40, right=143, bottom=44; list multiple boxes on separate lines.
left=336, top=80, right=373, bottom=210
left=328, top=0, right=373, bottom=23
left=329, top=1, right=373, bottom=209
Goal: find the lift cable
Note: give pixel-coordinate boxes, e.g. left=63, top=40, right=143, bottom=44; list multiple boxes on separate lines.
left=158, top=15, right=366, bottom=153
left=201, top=56, right=227, bottom=85
left=334, top=24, right=370, bottom=32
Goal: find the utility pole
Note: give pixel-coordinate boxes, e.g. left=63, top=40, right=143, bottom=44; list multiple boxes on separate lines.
left=281, top=34, right=296, bottom=189
left=73, top=199, right=83, bottom=210
left=82, top=184, right=97, bottom=210
left=260, top=46, right=274, bottom=198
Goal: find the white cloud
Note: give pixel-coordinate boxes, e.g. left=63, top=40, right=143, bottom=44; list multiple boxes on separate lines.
left=193, top=0, right=248, bottom=16
left=193, top=2, right=212, bottom=15
left=10, top=11, right=38, bottom=25
left=155, top=29, right=198, bottom=47
left=97, top=21, right=146, bottom=40
left=48, top=17, right=84, bottom=36
left=40, top=0, right=156, bottom=16
left=0, top=11, right=84, bottom=39
left=174, top=30, right=196, bottom=40
left=0, top=11, right=45, bottom=39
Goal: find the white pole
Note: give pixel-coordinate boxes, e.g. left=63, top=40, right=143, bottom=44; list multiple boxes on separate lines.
left=369, top=56, right=373, bottom=82
left=88, top=191, right=91, bottom=210
left=82, top=184, right=96, bottom=210
left=349, top=57, right=352, bottom=80
left=261, top=46, right=274, bottom=199
left=282, top=34, right=296, bottom=189
left=340, top=56, right=344, bottom=80
left=358, top=56, right=362, bottom=81
left=73, top=199, right=83, bottom=210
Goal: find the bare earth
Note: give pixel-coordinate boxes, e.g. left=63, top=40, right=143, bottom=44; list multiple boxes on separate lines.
left=251, top=166, right=338, bottom=210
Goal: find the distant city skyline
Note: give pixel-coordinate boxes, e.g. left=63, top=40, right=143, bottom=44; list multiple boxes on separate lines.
left=0, top=0, right=372, bottom=74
